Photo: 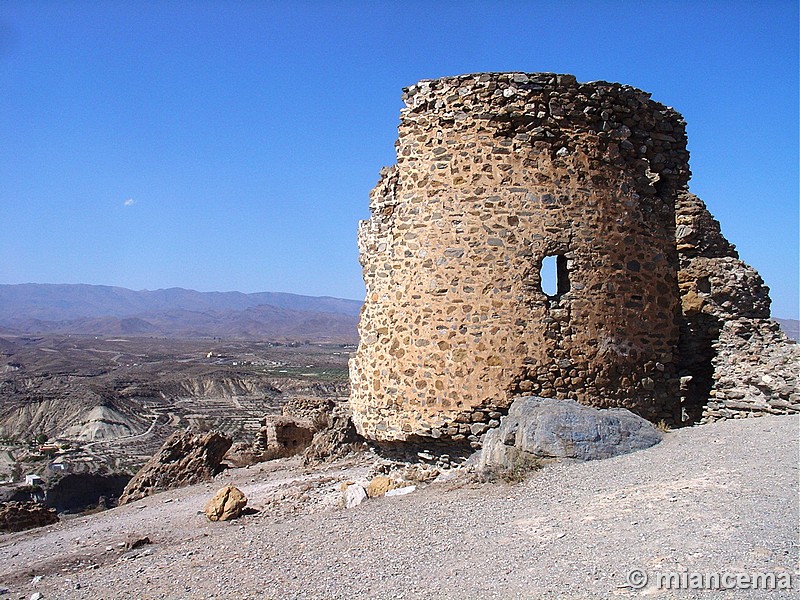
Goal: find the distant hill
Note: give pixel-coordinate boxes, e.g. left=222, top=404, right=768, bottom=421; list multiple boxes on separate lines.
left=2, top=283, right=793, bottom=344
left=775, top=318, right=799, bottom=342
left=0, top=284, right=362, bottom=341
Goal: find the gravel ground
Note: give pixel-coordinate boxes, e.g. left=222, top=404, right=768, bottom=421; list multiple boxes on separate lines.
left=1, top=414, right=797, bottom=599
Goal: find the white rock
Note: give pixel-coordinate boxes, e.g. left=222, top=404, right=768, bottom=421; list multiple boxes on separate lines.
left=343, top=484, right=368, bottom=508
left=385, top=485, right=416, bottom=497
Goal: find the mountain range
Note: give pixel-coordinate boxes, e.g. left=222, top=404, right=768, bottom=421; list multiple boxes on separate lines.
left=0, top=284, right=362, bottom=341
left=0, top=283, right=796, bottom=343
left=775, top=318, right=799, bottom=342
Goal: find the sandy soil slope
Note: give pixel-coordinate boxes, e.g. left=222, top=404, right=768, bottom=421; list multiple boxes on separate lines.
left=1, top=415, right=797, bottom=599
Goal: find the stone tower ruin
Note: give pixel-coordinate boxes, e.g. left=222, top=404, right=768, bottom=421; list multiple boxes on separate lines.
left=349, top=72, right=798, bottom=445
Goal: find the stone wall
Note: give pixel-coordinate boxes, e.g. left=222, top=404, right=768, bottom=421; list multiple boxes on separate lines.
left=349, top=72, right=798, bottom=445
left=349, top=72, right=692, bottom=443
left=675, top=192, right=799, bottom=421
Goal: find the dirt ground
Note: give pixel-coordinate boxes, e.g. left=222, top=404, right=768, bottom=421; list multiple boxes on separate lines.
left=1, top=414, right=797, bottom=599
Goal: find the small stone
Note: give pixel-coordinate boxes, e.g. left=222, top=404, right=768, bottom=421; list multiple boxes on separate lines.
left=204, top=485, right=247, bottom=522
left=366, top=476, right=400, bottom=498
left=342, top=484, right=368, bottom=508
left=611, top=125, right=631, bottom=139
left=470, top=422, right=488, bottom=436
left=125, top=535, right=151, bottom=550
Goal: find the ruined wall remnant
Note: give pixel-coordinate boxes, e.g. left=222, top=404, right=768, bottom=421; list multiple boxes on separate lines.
left=349, top=72, right=798, bottom=445
left=675, top=192, right=800, bottom=421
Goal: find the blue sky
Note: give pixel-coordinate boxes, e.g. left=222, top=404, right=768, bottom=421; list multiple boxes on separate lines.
left=0, top=1, right=797, bottom=318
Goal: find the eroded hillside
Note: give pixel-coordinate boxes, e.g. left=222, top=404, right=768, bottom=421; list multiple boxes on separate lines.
left=0, top=336, right=352, bottom=479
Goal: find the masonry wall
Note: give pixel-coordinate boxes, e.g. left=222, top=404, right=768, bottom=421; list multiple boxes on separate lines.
left=349, top=73, right=691, bottom=443
left=675, top=192, right=800, bottom=421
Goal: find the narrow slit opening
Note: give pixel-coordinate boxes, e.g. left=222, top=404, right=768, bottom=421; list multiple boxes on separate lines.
left=540, top=254, right=570, bottom=298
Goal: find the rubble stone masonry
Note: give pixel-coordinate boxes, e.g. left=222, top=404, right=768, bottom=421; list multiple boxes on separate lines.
left=675, top=192, right=799, bottom=422
left=349, top=72, right=798, bottom=445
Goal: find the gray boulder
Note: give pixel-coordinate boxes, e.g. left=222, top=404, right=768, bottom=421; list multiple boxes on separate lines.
left=479, top=397, right=662, bottom=469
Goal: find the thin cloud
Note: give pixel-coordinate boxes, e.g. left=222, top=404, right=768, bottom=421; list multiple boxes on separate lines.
left=123, top=198, right=135, bottom=207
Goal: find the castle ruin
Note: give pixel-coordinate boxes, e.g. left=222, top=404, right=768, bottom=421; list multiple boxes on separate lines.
left=349, top=73, right=799, bottom=446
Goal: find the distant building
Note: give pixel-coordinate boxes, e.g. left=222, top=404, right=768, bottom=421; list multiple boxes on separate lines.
left=25, top=474, right=43, bottom=486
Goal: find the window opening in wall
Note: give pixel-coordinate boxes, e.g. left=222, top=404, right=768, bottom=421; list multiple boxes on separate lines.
left=540, top=254, right=570, bottom=298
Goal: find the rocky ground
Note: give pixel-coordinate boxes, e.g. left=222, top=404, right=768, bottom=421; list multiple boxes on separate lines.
left=0, top=414, right=797, bottom=599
